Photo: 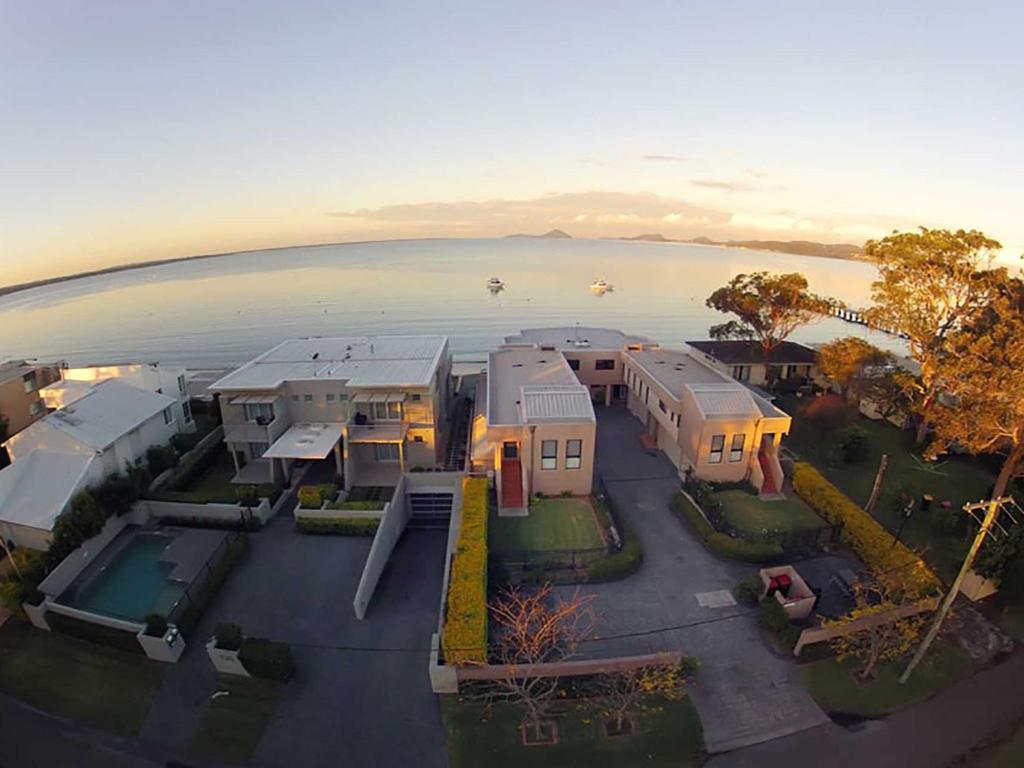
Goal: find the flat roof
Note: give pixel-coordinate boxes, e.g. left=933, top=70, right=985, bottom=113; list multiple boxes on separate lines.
left=17, top=379, right=176, bottom=451
left=209, top=335, right=448, bottom=391
left=263, top=423, right=343, bottom=459
left=0, top=360, right=56, bottom=386
left=488, top=348, right=593, bottom=425
left=626, top=348, right=731, bottom=395
left=686, top=340, right=817, bottom=365
left=0, top=451, right=95, bottom=531
left=504, top=326, right=655, bottom=351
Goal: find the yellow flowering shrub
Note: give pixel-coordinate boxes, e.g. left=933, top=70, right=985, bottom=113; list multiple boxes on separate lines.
left=442, top=477, right=489, bottom=665
left=791, top=462, right=940, bottom=598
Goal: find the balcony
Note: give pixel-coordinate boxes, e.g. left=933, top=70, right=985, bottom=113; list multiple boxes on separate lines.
left=223, top=416, right=289, bottom=445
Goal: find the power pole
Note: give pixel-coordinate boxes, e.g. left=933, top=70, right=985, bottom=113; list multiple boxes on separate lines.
left=899, top=496, right=1013, bottom=684
left=864, top=454, right=889, bottom=515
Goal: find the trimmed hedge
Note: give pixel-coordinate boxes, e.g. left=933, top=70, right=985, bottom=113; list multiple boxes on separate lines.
left=239, top=637, right=295, bottom=682
left=672, top=493, right=784, bottom=562
left=791, top=462, right=940, bottom=597
left=442, top=477, right=488, bottom=665
left=585, top=494, right=643, bottom=582
left=328, top=499, right=387, bottom=511
left=297, top=484, right=336, bottom=508
left=295, top=517, right=380, bottom=536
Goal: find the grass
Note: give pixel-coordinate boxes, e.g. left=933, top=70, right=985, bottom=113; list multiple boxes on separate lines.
left=783, top=402, right=994, bottom=579
left=0, top=620, right=166, bottom=735
left=974, top=721, right=1024, bottom=768
left=671, top=493, right=783, bottom=562
left=347, top=485, right=396, bottom=502
left=441, top=695, right=705, bottom=768
left=801, top=640, right=973, bottom=717
left=714, top=490, right=826, bottom=534
left=490, top=498, right=605, bottom=552
left=191, top=675, right=284, bottom=763
left=186, top=453, right=238, bottom=499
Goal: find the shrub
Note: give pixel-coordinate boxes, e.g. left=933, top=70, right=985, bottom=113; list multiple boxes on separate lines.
left=329, top=499, right=387, bottom=511
left=47, top=491, right=106, bottom=567
left=834, top=425, right=870, bottom=464
left=295, top=517, right=380, bottom=536
left=170, top=431, right=203, bottom=454
left=91, top=473, right=142, bottom=517
left=145, top=613, right=168, bottom=637
left=671, top=494, right=783, bottom=563
left=239, top=637, right=295, bottom=682
left=442, top=477, right=488, bottom=665
left=733, top=575, right=762, bottom=606
left=586, top=524, right=642, bottom=582
left=759, top=596, right=801, bottom=650
left=235, top=484, right=259, bottom=509
left=297, top=485, right=332, bottom=508
left=559, top=490, right=573, bottom=498
left=146, top=444, right=179, bottom=476
left=709, top=480, right=758, bottom=495
left=802, top=393, right=858, bottom=435
left=215, top=622, right=243, bottom=650
left=791, top=462, right=939, bottom=597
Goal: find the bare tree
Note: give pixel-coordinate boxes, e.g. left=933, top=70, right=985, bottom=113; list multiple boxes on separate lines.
left=586, top=660, right=694, bottom=734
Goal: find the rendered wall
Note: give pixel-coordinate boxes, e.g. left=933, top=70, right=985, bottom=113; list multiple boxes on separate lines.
left=353, top=477, right=410, bottom=619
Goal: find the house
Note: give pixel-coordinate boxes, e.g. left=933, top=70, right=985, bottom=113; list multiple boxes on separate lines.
left=470, top=347, right=596, bottom=511
left=0, top=360, right=62, bottom=441
left=685, top=340, right=818, bottom=388
left=40, top=362, right=195, bottom=434
left=208, top=335, right=452, bottom=490
left=0, top=379, right=180, bottom=549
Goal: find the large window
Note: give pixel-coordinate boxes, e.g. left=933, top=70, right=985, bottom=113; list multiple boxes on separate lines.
left=595, top=359, right=616, bottom=371
left=243, top=402, right=274, bottom=423
left=541, top=440, right=557, bottom=470
left=372, top=401, right=402, bottom=420
left=566, top=439, right=582, bottom=469
left=709, top=434, right=725, bottom=464
left=177, top=374, right=186, bottom=394
left=729, top=434, right=745, bottom=463
left=567, top=358, right=580, bottom=371
left=373, top=443, right=400, bottom=462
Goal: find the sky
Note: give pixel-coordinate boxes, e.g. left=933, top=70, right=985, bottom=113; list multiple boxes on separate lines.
left=2, top=0, right=1023, bottom=285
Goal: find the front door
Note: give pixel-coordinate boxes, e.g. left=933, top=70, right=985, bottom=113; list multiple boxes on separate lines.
left=502, top=441, right=519, bottom=460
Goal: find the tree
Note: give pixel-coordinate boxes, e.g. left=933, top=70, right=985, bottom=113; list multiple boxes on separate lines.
left=823, top=573, right=928, bottom=680
left=706, top=272, right=831, bottom=383
left=863, top=228, right=1005, bottom=444
left=480, top=583, right=596, bottom=742
left=817, top=337, right=894, bottom=398
left=926, top=276, right=1024, bottom=500
left=585, top=660, right=694, bottom=734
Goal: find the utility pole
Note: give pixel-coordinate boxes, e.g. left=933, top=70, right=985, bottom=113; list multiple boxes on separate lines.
left=864, top=453, right=889, bottom=515
left=900, top=496, right=1013, bottom=684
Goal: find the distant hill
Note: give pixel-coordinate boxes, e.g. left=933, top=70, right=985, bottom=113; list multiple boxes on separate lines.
left=505, top=229, right=572, bottom=239
left=613, top=233, right=865, bottom=261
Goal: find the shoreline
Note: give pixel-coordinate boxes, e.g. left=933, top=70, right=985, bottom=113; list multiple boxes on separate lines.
left=0, top=235, right=867, bottom=300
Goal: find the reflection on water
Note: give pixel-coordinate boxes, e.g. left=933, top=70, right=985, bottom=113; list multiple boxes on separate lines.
left=0, top=238, right=897, bottom=367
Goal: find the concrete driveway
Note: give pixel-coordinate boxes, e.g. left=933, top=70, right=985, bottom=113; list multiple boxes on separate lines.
left=558, top=406, right=828, bottom=753
left=141, top=508, right=448, bottom=768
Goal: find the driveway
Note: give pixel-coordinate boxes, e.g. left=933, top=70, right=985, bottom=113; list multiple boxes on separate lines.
left=557, top=406, right=828, bottom=753
left=141, top=506, right=448, bottom=768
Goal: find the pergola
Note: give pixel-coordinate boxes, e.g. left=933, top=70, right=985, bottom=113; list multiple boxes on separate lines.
left=261, top=423, right=344, bottom=483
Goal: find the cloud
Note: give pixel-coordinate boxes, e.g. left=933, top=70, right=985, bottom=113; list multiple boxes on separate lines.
left=692, top=179, right=758, bottom=193
left=643, top=154, right=686, bottom=163
left=728, top=212, right=815, bottom=231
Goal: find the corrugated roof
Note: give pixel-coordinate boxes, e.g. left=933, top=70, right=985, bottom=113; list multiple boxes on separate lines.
left=686, top=340, right=817, bottom=365
left=209, top=335, right=447, bottom=391
left=520, top=386, right=595, bottom=423
left=686, top=383, right=761, bottom=418
left=0, top=451, right=95, bottom=531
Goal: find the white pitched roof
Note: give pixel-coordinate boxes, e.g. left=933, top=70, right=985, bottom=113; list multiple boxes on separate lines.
left=520, top=386, right=596, bottom=423
left=686, top=383, right=762, bottom=418
left=32, top=379, right=175, bottom=450
left=0, top=451, right=95, bottom=531
left=209, top=335, right=448, bottom=391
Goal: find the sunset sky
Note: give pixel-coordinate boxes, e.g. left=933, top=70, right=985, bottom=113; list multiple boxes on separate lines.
left=2, top=1, right=1022, bottom=285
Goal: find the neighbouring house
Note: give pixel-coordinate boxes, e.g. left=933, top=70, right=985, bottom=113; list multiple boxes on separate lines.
left=208, top=335, right=452, bottom=490
left=470, top=347, right=596, bottom=511
left=685, top=340, right=818, bottom=388
left=41, top=362, right=195, bottom=434
left=0, top=379, right=181, bottom=549
left=0, top=360, right=62, bottom=441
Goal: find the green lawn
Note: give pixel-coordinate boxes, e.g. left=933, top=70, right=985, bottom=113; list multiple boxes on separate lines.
left=783, top=404, right=994, bottom=579
left=191, top=675, right=284, bottom=763
left=490, top=498, right=606, bottom=552
left=801, top=641, right=973, bottom=716
left=0, top=620, right=166, bottom=735
left=189, top=452, right=238, bottom=499
left=441, top=696, right=705, bottom=768
left=715, top=490, right=826, bottom=534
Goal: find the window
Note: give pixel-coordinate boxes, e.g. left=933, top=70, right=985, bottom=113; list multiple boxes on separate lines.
left=373, top=443, right=400, bottom=462
left=162, top=406, right=174, bottom=425
left=595, top=359, right=615, bottom=371
left=303, top=394, right=313, bottom=402
left=388, top=401, right=401, bottom=419
left=372, top=401, right=402, bottom=420
left=410, top=393, right=421, bottom=402
left=567, top=358, right=580, bottom=371
left=243, top=402, right=274, bottom=423
left=413, top=435, right=424, bottom=443
left=566, top=439, right=582, bottom=469
left=729, top=434, right=745, bottom=463
left=177, top=374, right=186, bottom=394
left=183, top=401, right=193, bottom=422
left=291, top=394, right=299, bottom=402
left=339, top=393, right=349, bottom=402
left=658, top=399, right=667, bottom=414
left=709, top=434, right=725, bottom=464
left=326, top=394, right=336, bottom=402
left=541, top=440, right=557, bottom=470
left=29, top=400, right=43, bottom=417
left=22, top=372, right=36, bottom=393
left=731, top=365, right=750, bottom=382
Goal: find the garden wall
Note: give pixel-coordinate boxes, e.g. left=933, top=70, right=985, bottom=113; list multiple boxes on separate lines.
left=137, top=497, right=273, bottom=526
left=353, top=478, right=410, bottom=620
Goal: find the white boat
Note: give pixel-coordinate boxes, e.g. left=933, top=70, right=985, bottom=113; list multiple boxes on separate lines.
left=487, top=276, right=504, bottom=288
left=590, top=279, right=609, bottom=291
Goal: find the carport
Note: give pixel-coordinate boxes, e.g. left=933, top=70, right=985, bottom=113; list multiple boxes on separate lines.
left=262, top=422, right=344, bottom=484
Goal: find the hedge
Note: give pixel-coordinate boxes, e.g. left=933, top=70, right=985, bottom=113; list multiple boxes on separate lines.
left=671, top=493, right=784, bottom=562
left=791, top=462, right=940, bottom=597
left=442, top=477, right=488, bottom=665
left=238, top=637, right=295, bottom=682
left=295, top=517, right=380, bottom=536
left=328, top=499, right=388, bottom=511
left=585, top=493, right=643, bottom=582
left=297, top=484, right=336, bottom=508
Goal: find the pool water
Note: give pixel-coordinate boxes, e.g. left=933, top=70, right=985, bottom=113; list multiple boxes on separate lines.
left=70, top=533, right=186, bottom=622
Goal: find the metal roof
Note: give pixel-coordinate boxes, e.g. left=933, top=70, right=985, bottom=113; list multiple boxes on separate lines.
left=520, top=386, right=596, bottom=423
left=209, top=335, right=448, bottom=391
left=686, top=383, right=762, bottom=418
left=0, top=451, right=95, bottom=531
left=263, top=423, right=343, bottom=460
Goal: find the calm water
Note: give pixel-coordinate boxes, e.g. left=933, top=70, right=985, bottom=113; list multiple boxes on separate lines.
left=0, top=238, right=897, bottom=368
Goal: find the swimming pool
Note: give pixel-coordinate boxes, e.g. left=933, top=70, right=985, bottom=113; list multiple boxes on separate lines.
left=68, top=533, right=186, bottom=622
